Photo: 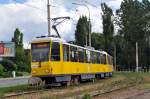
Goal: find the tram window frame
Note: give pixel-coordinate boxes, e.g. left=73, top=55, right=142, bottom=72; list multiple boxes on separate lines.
left=70, top=46, right=78, bottom=62
left=51, top=42, right=60, bottom=61
left=63, top=44, right=69, bottom=61
left=78, top=48, right=84, bottom=63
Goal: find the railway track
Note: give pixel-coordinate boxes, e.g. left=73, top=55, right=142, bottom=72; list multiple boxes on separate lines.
left=1, top=89, right=48, bottom=99
left=123, top=90, right=150, bottom=99
left=1, top=76, right=144, bottom=99
left=71, top=84, right=136, bottom=99
left=2, top=85, right=135, bottom=99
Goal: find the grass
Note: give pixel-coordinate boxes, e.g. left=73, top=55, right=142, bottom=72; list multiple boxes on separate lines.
left=0, top=85, right=29, bottom=96
left=0, top=72, right=149, bottom=98
left=19, top=72, right=30, bottom=76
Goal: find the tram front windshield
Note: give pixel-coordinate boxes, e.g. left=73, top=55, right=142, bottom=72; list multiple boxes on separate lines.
left=31, top=42, right=50, bottom=62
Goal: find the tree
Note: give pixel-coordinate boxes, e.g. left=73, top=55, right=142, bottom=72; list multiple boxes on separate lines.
left=75, top=16, right=91, bottom=46
left=116, top=0, right=150, bottom=68
left=113, top=35, right=126, bottom=66
left=91, top=32, right=105, bottom=50
left=12, top=28, right=27, bottom=71
left=101, top=3, right=114, bottom=55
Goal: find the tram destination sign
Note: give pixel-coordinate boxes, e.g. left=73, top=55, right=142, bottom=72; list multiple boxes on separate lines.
left=0, top=42, right=15, bottom=57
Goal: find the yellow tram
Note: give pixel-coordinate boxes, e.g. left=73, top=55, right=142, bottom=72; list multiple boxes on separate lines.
left=31, top=36, right=113, bottom=85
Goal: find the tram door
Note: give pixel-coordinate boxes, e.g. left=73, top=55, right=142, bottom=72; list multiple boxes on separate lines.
left=50, top=42, right=62, bottom=74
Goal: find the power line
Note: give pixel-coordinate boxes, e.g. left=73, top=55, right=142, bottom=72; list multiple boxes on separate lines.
left=13, top=0, right=46, bottom=12
left=83, top=0, right=101, bottom=9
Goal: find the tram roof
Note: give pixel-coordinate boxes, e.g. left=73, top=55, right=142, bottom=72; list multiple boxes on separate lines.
left=31, top=36, right=110, bottom=56
left=31, top=36, right=66, bottom=43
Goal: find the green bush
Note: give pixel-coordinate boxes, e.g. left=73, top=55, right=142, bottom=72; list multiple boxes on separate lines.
left=0, top=64, right=4, bottom=76
left=16, top=72, right=23, bottom=76
left=2, top=72, right=12, bottom=78
left=1, top=59, right=17, bottom=72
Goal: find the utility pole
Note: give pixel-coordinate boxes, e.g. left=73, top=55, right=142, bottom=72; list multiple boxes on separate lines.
left=136, top=42, right=139, bottom=72
left=89, top=17, right=91, bottom=47
left=47, top=0, right=51, bottom=36
left=114, top=45, right=116, bottom=71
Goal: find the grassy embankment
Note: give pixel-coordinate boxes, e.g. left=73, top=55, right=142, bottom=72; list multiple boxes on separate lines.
left=0, top=72, right=149, bottom=98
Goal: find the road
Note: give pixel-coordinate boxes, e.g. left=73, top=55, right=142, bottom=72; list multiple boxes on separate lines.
left=0, top=76, right=30, bottom=88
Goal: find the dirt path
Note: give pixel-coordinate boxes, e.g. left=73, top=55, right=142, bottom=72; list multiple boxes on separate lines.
left=94, top=87, right=150, bottom=99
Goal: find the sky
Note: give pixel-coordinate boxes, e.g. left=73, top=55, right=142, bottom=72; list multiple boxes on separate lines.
left=0, top=0, right=123, bottom=48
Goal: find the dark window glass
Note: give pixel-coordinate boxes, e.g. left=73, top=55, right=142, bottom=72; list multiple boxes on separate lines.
left=31, top=42, right=50, bottom=62
left=107, top=55, right=113, bottom=65
left=101, top=54, right=106, bottom=64
left=84, top=49, right=87, bottom=63
left=110, top=56, right=113, bottom=65
left=63, top=44, right=69, bottom=61
left=97, top=53, right=101, bottom=64
left=94, top=52, right=97, bottom=63
left=70, top=46, right=78, bottom=62
left=85, top=50, right=90, bottom=63
left=107, top=55, right=110, bottom=64
left=51, top=42, right=60, bottom=61
left=91, top=51, right=95, bottom=63
left=78, top=48, right=84, bottom=62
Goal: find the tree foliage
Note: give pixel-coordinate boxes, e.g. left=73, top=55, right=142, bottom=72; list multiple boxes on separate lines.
left=11, top=28, right=29, bottom=72
left=91, top=32, right=105, bottom=50
left=0, top=64, right=4, bottom=76
left=0, top=59, right=17, bottom=72
left=75, top=16, right=91, bottom=46
left=101, top=3, right=114, bottom=55
left=116, top=0, right=150, bottom=68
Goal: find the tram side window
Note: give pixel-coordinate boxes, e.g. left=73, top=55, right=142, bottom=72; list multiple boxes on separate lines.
left=84, top=49, right=87, bottom=63
left=86, top=50, right=90, bottom=63
left=107, top=55, right=110, bottom=64
left=78, top=48, right=84, bottom=63
left=108, top=56, right=113, bottom=65
left=111, top=57, right=113, bottom=65
left=51, top=42, right=60, bottom=61
left=91, top=51, right=94, bottom=63
left=97, top=53, right=101, bottom=64
left=94, top=52, right=97, bottom=64
left=70, top=46, right=78, bottom=62
left=101, top=54, right=106, bottom=64
left=63, top=44, right=69, bottom=61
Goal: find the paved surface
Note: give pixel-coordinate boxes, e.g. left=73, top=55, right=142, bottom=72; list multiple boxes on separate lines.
left=0, top=76, right=30, bottom=88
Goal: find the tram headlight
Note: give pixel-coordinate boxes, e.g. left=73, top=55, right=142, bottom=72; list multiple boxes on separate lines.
left=32, top=71, right=36, bottom=74
left=45, top=69, right=49, bottom=73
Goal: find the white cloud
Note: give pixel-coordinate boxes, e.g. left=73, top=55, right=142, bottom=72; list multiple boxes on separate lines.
left=106, top=0, right=123, bottom=10
left=0, top=0, right=122, bottom=48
